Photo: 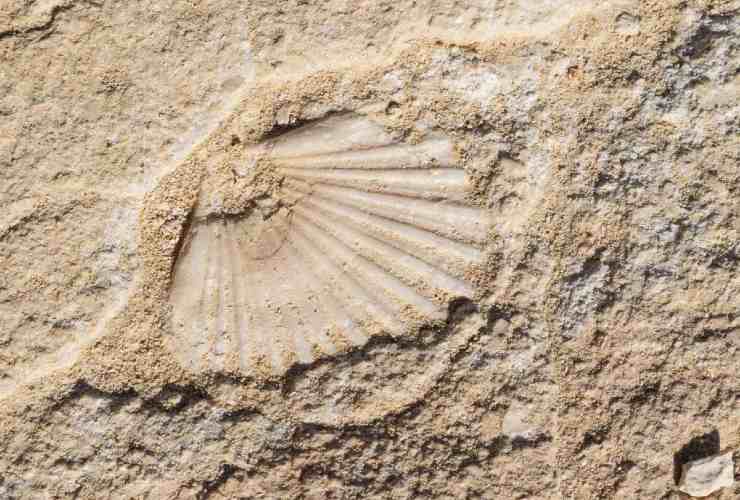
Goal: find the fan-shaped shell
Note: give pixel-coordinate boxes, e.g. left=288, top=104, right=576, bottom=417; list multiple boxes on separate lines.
left=170, top=114, right=491, bottom=376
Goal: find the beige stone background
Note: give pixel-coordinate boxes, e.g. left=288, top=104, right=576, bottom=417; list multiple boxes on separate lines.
left=0, top=0, right=738, bottom=498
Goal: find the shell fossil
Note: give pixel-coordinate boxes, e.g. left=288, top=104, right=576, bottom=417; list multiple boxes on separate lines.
left=170, top=113, right=491, bottom=376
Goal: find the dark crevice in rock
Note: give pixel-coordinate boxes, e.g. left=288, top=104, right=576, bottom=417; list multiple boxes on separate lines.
left=0, top=1, right=103, bottom=42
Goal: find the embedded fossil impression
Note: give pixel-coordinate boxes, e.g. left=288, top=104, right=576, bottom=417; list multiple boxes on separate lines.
left=170, top=114, right=491, bottom=376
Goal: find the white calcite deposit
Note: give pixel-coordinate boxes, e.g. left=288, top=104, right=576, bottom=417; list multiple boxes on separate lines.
left=679, top=452, right=735, bottom=498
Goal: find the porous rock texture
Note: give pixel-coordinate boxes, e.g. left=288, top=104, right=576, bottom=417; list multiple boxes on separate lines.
left=1, top=0, right=739, bottom=498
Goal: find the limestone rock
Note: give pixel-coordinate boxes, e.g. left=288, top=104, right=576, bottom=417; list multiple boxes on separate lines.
left=679, top=452, right=735, bottom=498
left=502, top=403, right=542, bottom=442
left=0, top=0, right=738, bottom=498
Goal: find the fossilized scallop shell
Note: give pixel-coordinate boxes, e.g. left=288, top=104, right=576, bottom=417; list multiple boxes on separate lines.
left=170, top=114, right=491, bottom=376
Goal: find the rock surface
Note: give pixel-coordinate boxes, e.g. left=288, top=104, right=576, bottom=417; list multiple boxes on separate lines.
left=678, top=452, right=734, bottom=497
left=1, top=0, right=739, bottom=499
